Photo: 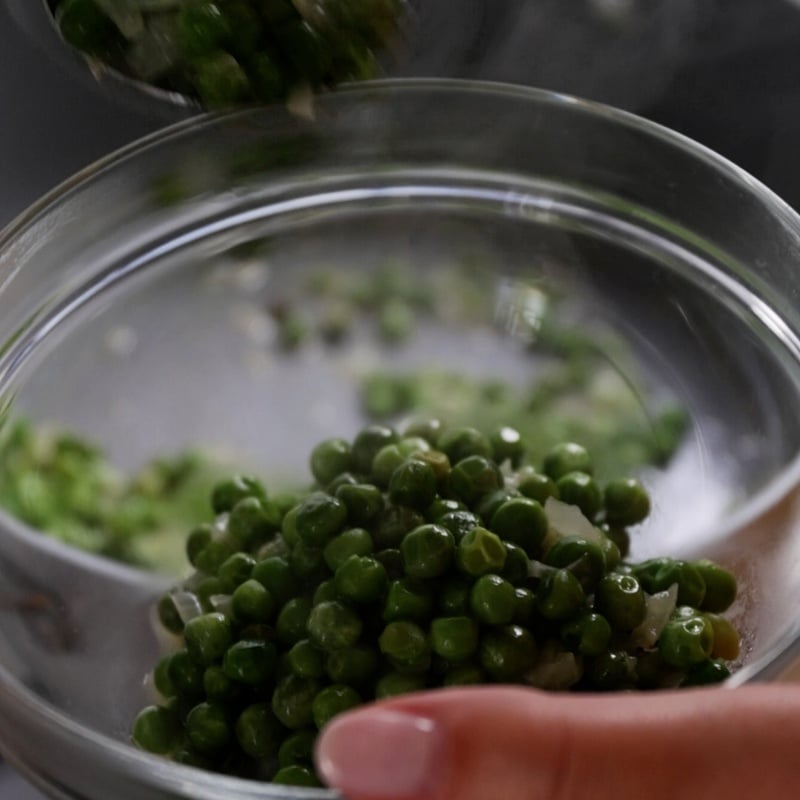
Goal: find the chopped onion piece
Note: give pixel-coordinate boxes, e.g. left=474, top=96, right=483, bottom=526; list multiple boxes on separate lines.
left=523, top=645, right=582, bottom=690
left=171, top=590, right=203, bottom=624
left=209, top=594, right=234, bottom=618
left=543, top=497, right=604, bottom=548
left=630, top=583, right=678, bottom=649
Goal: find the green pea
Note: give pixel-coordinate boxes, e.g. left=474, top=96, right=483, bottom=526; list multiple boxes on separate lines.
left=153, top=655, right=176, bottom=698
left=603, top=478, right=650, bottom=525
left=389, top=459, right=437, bottom=511
left=457, top=526, right=506, bottom=577
left=294, top=491, right=348, bottom=548
left=235, top=702, right=286, bottom=759
left=312, top=684, right=362, bottom=729
left=335, top=483, right=384, bottom=525
left=479, top=625, right=537, bottom=681
left=648, top=560, right=706, bottom=607
left=335, top=555, right=388, bottom=603
left=415, top=449, right=451, bottom=481
left=470, top=574, right=517, bottom=625
left=352, top=425, right=398, bottom=473
left=278, top=728, right=316, bottom=767
left=430, top=616, right=479, bottom=662
left=223, top=639, right=277, bottom=684
left=660, top=615, right=714, bottom=668
left=289, top=541, right=325, bottom=580
left=489, top=426, right=525, bottom=468
left=448, top=455, right=504, bottom=506
left=384, top=578, right=435, bottom=623
left=542, top=442, right=593, bottom=480
left=556, top=472, right=602, bottom=518
left=326, top=472, right=359, bottom=493
left=427, top=497, right=465, bottom=522
left=281, top=505, right=300, bottom=549
left=500, top=542, right=530, bottom=585
left=312, top=579, right=339, bottom=605
left=310, top=438, right=353, bottom=485
left=371, top=444, right=406, bottom=488
left=437, top=427, right=493, bottom=463
left=515, top=467, right=559, bottom=504
left=211, top=475, right=265, bottom=514
left=475, top=489, right=518, bottom=523
left=379, top=621, right=429, bottom=663
left=438, top=576, right=472, bottom=616
left=203, top=665, right=240, bottom=703
left=512, top=587, right=538, bottom=627
left=561, top=612, right=612, bottom=656
left=307, top=601, right=363, bottom=651
left=537, top=569, right=585, bottom=621
left=167, top=650, right=205, bottom=697
left=217, top=552, right=256, bottom=593
left=443, top=664, right=486, bottom=686
left=272, top=674, right=321, bottom=730
left=375, top=671, right=427, bottom=699
left=157, top=593, right=187, bottom=635
left=288, top=639, right=325, bottom=679
left=183, top=613, right=233, bottom=666
left=682, top=659, right=732, bottom=687
left=325, top=644, right=380, bottom=686
left=586, top=650, right=637, bottom=691
left=372, top=506, right=426, bottom=549
left=602, top=524, right=631, bottom=559
left=323, top=527, right=374, bottom=572
left=595, top=573, right=647, bottom=631
left=228, top=497, right=280, bottom=549
left=232, top=579, right=276, bottom=623
left=374, top=548, right=405, bottom=580
left=132, top=705, right=180, bottom=754
left=694, top=560, right=737, bottom=613
left=194, top=539, right=235, bottom=575
left=186, top=525, right=213, bottom=569
left=179, top=1, right=232, bottom=58
left=403, top=418, right=444, bottom=444
left=272, top=765, right=322, bottom=787
left=401, top=524, right=454, bottom=579
left=194, top=576, right=224, bottom=612
left=490, top=497, right=548, bottom=557
left=705, top=613, right=740, bottom=660
left=57, top=0, right=125, bottom=56
left=544, top=535, right=607, bottom=592
left=276, top=596, right=314, bottom=646
left=252, top=557, right=295, bottom=605
left=598, top=534, right=621, bottom=571
left=185, top=702, right=231, bottom=753
left=437, top=510, right=481, bottom=542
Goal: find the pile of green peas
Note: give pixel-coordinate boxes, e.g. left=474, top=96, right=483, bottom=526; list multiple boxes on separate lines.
left=54, top=0, right=408, bottom=108
left=133, top=421, right=740, bottom=786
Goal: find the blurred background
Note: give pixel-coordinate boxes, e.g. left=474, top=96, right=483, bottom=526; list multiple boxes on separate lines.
left=3, top=0, right=800, bottom=796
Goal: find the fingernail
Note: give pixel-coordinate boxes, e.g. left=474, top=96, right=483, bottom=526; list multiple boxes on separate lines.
left=315, top=708, right=445, bottom=799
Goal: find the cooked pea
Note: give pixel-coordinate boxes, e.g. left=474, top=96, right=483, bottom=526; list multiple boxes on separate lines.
left=312, top=684, right=362, bottom=729
left=694, top=559, right=738, bottom=613
left=705, top=613, right=740, bottom=660
left=278, top=728, right=316, bottom=767
left=294, top=492, right=347, bottom=548
left=401, top=524, right=454, bottom=579
left=232, top=579, right=276, bottom=623
left=374, top=547, right=405, bottom=580
left=561, top=612, right=612, bottom=656
left=289, top=541, right=326, bottom=580
left=276, top=596, right=314, bottom=646
left=167, top=649, right=205, bottom=697
left=438, top=576, right=472, bottom=616
left=186, top=524, right=213, bottom=568
left=203, top=665, right=240, bottom=703
left=310, top=438, right=353, bottom=486
left=384, top=578, right=435, bottom=623
left=596, top=573, right=647, bottom=631
left=604, top=478, right=650, bottom=526
left=638, top=559, right=706, bottom=608
left=375, top=670, right=427, bottom=698
left=500, top=542, right=530, bottom=585
left=228, top=497, right=280, bottom=549
left=556, top=471, right=602, bottom=518
left=211, top=475, right=265, bottom=514
left=403, top=418, right=444, bottom=444
left=427, top=497, right=465, bottom=522
left=271, top=674, right=321, bottom=730
left=325, top=644, right=380, bottom=686
left=470, top=574, right=516, bottom=625
left=448, top=455, right=503, bottom=506
left=457, top=526, right=506, bottom=577
left=157, top=593, right=187, bottom=635
left=442, top=664, right=486, bottom=686
left=542, top=443, right=593, bottom=480
left=186, top=702, right=231, bottom=753
left=371, top=444, right=407, bottom=488
left=389, top=459, right=437, bottom=511
left=602, top=524, right=631, bottom=559
left=598, top=534, right=621, bottom=571
left=430, top=616, right=479, bottom=662
left=335, top=484, right=384, bottom=526
left=475, top=488, right=519, bottom=522
left=132, top=705, right=180, bottom=754
left=437, top=427, right=493, bottom=463
left=352, top=425, right=398, bottom=473
left=323, top=527, right=374, bottom=572
left=312, top=579, right=338, bottom=605
left=235, top=702, right=285, bottom=759
left=272, top=765, right=323, bottom=787
left=660, top=615, right=714, bottom=668
left=489, top=426, right=525, bottom=468
left=153, top=655, right=176, bottom=698
left=437, top=510, right=481, bottom=542
left=490, top=497, right=548, bottom=557
left=281, top=506, right=300, bottom=548
left=537, top=569, right=585, bottom=621
left=379, top=621, right=429, bottom=663
left=372, top=505, right=426, bottom=549
left=335, top=555, right=388, bottom=603
left=217, top=552, right=256, bottom=593
left=194, top=539, right=235, bottom=575
left=287, top=639, right=325, bottom=679
left=415, top=449, right=451, bottom=481
left=223, top=640, right=277, bottom=684
left=184, top=613, right=233, bottom=666
left=681, top=659, right=732, bottom=687
left=516, top=467, right=559, bottom=504
left=307, top=601, right=362, bottom=651
left=586, top=650, right=637, bottom=691
left=512, top=587, right=538, bottom=627
left=544, top=535, right=606, bottom=592
left=251, top=556, right=295, bottom=605
left=480, top=625, right=537, bottom=681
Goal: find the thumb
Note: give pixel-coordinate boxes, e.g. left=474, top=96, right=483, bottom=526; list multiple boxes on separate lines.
left=315, top=685, right=800, bottom=800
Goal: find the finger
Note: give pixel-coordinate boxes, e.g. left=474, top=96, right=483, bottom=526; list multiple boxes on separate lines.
left=315, top=685, right=800, bottom=800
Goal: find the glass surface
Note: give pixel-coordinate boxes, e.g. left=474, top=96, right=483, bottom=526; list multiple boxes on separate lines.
left=2, top=81, right=800, bottom=798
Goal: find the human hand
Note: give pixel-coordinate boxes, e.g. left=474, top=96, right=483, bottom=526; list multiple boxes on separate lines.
left=315, top=685, right=800, bottom=800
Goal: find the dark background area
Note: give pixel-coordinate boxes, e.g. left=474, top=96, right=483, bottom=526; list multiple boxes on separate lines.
left=2, top=0, right=800, bottom=796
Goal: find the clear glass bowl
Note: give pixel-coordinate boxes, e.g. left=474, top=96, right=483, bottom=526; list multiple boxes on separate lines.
left=2, top=80, right=800, bottom=799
